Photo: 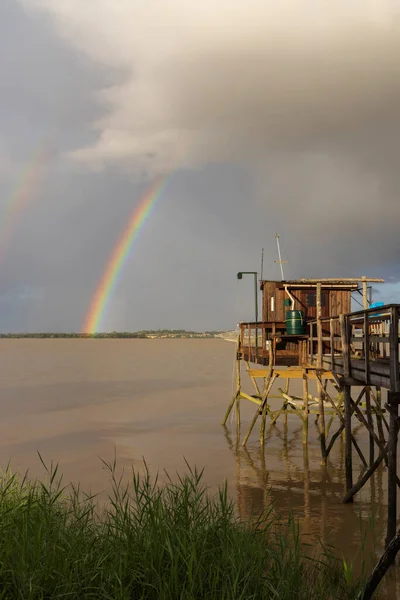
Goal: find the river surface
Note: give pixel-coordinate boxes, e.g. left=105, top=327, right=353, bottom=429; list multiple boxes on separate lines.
left=0, top=338, right=398, bottom=597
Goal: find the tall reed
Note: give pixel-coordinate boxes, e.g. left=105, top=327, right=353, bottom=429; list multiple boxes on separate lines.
left=0, top=456, right=367, bottom=599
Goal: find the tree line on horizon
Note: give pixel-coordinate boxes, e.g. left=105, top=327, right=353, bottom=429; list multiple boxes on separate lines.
left=0, top=329, right=223, bottom=339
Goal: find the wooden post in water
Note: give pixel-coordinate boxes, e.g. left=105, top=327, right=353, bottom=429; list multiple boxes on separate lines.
left=386, top=398, right=398, bottom=549
left=259, top=338, right=275, bottom=445
left=340, top=313, right=353, bottom=500
left=363, top=290, right=375, bottom=467
left=222, top=335, right=241, bottom=426
left=235, top=350, right=241, bottom=433
left=375, top=386, right=385, bottom=445
left=316, top=282, right=326, bottom=461
left=330, top=318, right=334, bottom=371
left=303, top=370, right=309, bottom=445
left=386, top=305, right=400, bottom=548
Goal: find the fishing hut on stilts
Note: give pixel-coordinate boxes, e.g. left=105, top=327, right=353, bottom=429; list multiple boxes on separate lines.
left=222, top=266, right=400, bottom=559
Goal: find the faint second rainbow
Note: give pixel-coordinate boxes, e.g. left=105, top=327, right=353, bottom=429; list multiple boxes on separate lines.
left=82, top=176, right=171, bottom=334
left=0, top=140, right=52, bottom=257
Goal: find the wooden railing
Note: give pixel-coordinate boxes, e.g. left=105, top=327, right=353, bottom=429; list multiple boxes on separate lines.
left=239, top=305, right=400, bottom=384
left=308, top=304, right=400, bottom=388
left=238, top=322, right=275, bottom=362
left=238, top=320, right=307, bottom=365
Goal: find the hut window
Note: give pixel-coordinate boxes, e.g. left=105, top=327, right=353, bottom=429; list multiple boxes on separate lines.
left=306, top=291, right=326, bottom=307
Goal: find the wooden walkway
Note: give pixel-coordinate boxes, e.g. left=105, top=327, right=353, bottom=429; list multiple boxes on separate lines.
left=222, top=303, right=400, bottom=554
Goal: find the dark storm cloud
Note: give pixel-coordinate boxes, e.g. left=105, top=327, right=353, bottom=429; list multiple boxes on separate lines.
left=0, top=0, right=399, bottom=332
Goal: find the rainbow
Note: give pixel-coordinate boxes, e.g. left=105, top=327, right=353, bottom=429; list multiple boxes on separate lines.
left=0, top=140, right=52, bottom=258
left=83, top=176, right=171, bottom=334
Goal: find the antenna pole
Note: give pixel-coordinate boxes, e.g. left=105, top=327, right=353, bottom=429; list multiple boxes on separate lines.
left=261, top=248, right=264, bottom=280
left=275, top=233, right=285, bottom=281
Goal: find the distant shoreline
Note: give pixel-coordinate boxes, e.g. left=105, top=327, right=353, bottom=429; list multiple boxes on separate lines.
left=0, top=330, right=238, bottom=340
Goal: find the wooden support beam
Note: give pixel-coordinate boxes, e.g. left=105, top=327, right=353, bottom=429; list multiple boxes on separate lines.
left=242, top=373, right=277, bottom=446
left=316, top=374, right=367, bottom=467
left=362, top=276, right=368, bottom=310
left=343, top=443, right=388, bottom=504
left=239, top=392, right=261, bottom=405
left=370, top=386, right=387, bottom=444
left=386, top=399, right=399, bottom=549
left=316, top=283, right=327, bottom=461
left=343, top=385, right=354, bottom=501
left=222, top=335, right=241, bottom=426
left=339, top=312, right=354, bottom=497
left=260, top=338, right=276, bottom=444
left=340, top=314, right=351, bottom=379
left=297, top=278, right=384, bottom=283
left=303, top=371, right=309, bottom=445
left=377, top=387, right=386, bottom=442
left=247, top=368, right=335, bottom=380
left=390, top=305, right=400, bottom=392
left=245, top=361, right=261, bottom=396
left=359, top=531, right=400, bottom=600
left=351, top=399, right=389, bottom=458
left=362, top=312, right=375, bottom=466
left=365, top=389, right=375, bottom=467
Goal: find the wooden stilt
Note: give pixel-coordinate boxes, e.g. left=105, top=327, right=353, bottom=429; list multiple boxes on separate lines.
left=343, top=443, right=388, bottom=504
left=359, top=531, right=400, bottom=600
left=385, top=306, right=400, bottom=547
left=259, top=374, right=277, bottom=445
left=222, top=391, right=238, bottom=426
left=339, top=313, right=353, bottom=498
left=316, top=283, right=327, bottom=462
left=222, top=336, right=242, bottom=426
left=386, top=398, right=399, bottom=548
left=283, top=377, right=289, bottom=427
left=242, top=373, right=277, bottom=446
left=245, top=361, right=261, bottom=397
left=372, top=386, right=386, bottom=446
left=365, top=388, right=375, bottom=467
left=235, top=404, right=241, bottom=433
left=259, top=338, right=275, bottom=445
left=343, top=385, right=353, bottom=500
left=302, top=371, right=309, bottom=445
left=317, top=377, right=367, bottom=468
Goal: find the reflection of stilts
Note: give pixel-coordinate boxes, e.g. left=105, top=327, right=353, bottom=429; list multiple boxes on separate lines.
left=224, top=422, right=354, bottom=544
left=303, top=442, right=310, bottom=521
left=223, top=426, right=271, bottom=520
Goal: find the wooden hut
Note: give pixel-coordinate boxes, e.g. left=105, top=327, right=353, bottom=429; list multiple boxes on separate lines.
left=260, top=279, right=357, bottom=325
left=240, top=278, right=362, bottom=366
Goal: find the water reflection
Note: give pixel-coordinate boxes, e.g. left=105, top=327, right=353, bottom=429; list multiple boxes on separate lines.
left=224, top=422, right=386, bottom=549
left=223, top=419, right=400, bottom=597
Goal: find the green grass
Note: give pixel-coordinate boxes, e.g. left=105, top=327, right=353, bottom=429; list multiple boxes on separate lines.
left=0, top=456, right=367, bottom=599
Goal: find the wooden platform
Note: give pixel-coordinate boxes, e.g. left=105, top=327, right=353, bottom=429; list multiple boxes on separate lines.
left=321, top=356, right=394, bottom=389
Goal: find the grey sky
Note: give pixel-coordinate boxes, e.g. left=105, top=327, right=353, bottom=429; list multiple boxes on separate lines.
left=0, top=0, right=399, bottom=332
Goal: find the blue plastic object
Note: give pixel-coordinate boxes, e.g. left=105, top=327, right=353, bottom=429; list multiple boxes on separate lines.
left=370, top=302, right=384, bottom=308
left=369, top=301, right=384, bottom=317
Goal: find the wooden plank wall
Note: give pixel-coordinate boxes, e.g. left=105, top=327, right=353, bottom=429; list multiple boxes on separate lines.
left=262, top=282, right=353, bottom=325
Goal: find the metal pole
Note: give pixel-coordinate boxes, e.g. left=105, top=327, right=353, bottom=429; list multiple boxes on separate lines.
left=237, top=271, right=259, bottom=361
left=275, top=233, right=285, bottom=281
left=261, top=248, right=264, bottom=280
left=254, top=273, right=258, bottom=359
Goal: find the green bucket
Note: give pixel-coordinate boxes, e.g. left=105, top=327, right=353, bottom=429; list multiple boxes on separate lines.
left=285, top=310, right=304, bottom=335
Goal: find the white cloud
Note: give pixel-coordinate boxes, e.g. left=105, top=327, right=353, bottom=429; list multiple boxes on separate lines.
left=19, top=1, right=400, bottom=174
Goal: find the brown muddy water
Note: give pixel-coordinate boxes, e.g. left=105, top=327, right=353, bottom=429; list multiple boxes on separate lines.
left=0, top=338, right=398, bottom=597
